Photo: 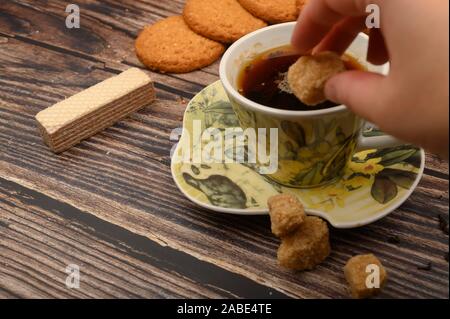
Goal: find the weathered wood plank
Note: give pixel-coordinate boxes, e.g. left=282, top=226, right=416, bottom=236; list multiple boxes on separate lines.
left=1, top=207, right=203, bottom=297
left=0, top=35, right=448, bottom=298
left=0, top=183, right=213, bottom=298
left=0, top=0, right=220, bottom=89
left=0, top=286, right=19, bottom=299
left=2, top=0, right=448, bottom=181
left=425, top=153, right=449, bottom=179
left=1, top=0, right=448, bottom=176
left=1, top=177, right=289, bottom=299
left=1, top=0, right=448, bottom=299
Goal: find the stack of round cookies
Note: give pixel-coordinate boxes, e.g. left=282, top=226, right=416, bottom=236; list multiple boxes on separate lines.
left=135, top=0, right=309, bottom=74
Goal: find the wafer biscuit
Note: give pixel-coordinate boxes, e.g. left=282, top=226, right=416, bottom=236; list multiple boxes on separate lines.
left=36, top=68, right=155, bottom=153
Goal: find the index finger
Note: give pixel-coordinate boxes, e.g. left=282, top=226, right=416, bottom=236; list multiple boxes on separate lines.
left=292, top=0, right=378, bottom=53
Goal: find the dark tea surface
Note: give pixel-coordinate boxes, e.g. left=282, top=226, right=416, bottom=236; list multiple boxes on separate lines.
left=237, top=45, right=362, bottom=111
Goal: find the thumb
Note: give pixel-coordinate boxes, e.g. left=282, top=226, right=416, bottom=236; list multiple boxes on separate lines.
left=325, top=71, right=388, bottom=124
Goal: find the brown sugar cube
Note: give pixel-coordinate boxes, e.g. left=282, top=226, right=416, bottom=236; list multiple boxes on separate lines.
left=267, top=194, right=306, bottom=237
left=35, top=68, right=155, bottom=153
left=287, top=51, right=346, bottom=106
left=344, top=254, right=388, bottom=299
left=277, top=216, right=330, bottom=270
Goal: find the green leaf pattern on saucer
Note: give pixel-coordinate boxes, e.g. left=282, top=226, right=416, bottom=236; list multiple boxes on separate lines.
left=171, top=81, right=424, bottom=227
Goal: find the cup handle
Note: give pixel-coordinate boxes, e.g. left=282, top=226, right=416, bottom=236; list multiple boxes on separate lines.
left=356, top=123, right=405, bottom=151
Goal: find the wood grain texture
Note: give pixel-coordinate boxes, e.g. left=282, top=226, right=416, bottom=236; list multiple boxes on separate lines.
left=0, top=177, right=287, bottom=299
left=0, top=0, right=448, bottom=299
left=0, top=0, right=219, bottom=88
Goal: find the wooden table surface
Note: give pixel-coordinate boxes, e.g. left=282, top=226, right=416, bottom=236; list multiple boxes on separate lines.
left=0, top=0, right=448, bottom=299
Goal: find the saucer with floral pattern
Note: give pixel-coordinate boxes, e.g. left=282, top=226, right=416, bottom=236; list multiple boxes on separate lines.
left=171, top=81, right=425, bottom=228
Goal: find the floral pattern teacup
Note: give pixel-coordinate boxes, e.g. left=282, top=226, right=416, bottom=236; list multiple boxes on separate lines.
left=220, top=22, right=402, bottom=188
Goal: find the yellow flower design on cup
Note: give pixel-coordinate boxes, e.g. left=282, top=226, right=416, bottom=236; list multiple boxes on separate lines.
left=172, top=81, right=424, bottom=228
left=348, top=158, right=384, bottom=175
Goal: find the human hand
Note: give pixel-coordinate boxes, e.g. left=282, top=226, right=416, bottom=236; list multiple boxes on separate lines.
left=292, top=0, right=449, bottom=158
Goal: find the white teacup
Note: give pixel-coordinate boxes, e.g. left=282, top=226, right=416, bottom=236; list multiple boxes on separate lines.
left=219, top=22, right=401, bottom=188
